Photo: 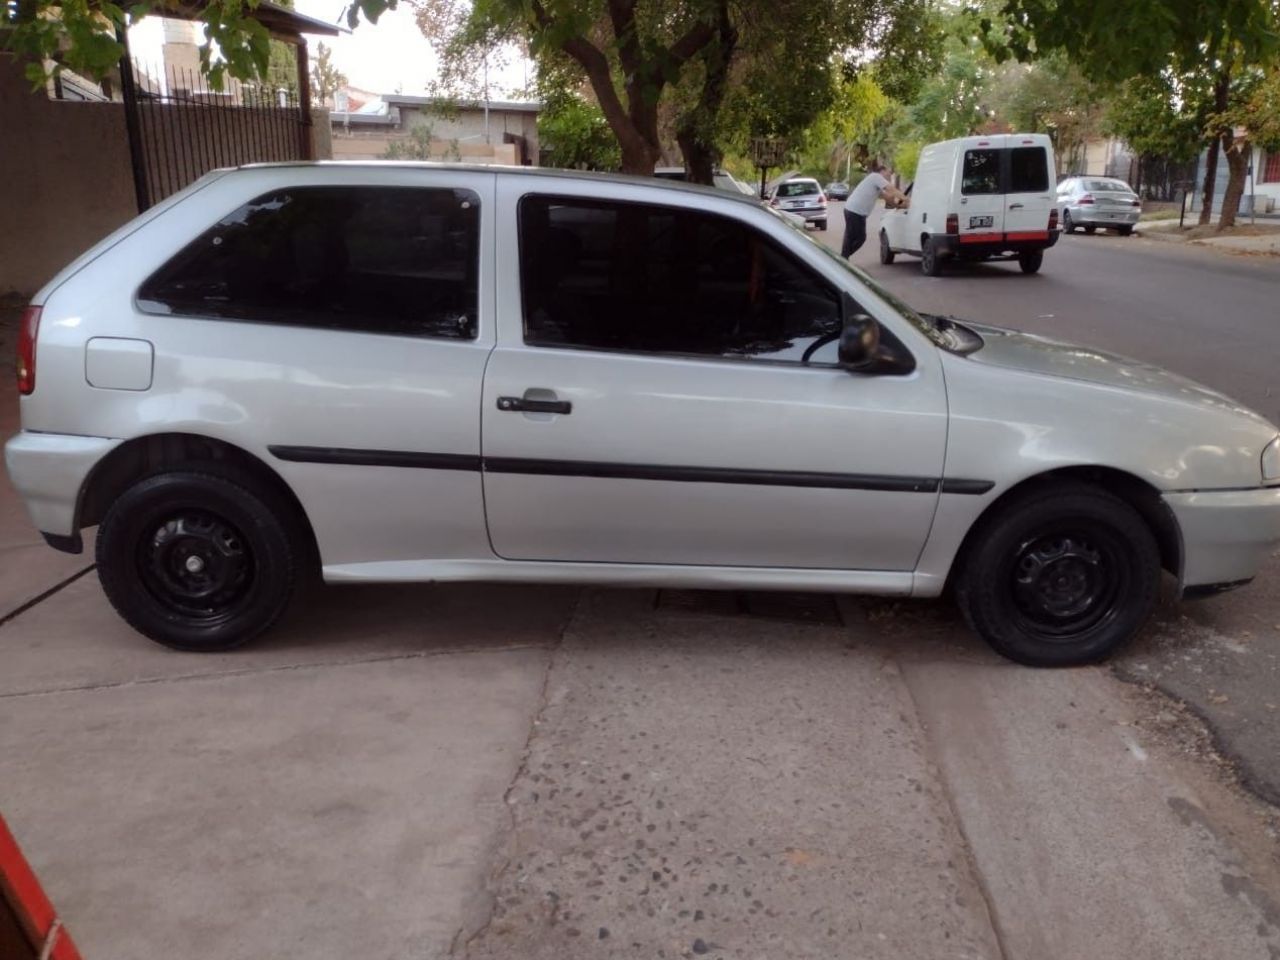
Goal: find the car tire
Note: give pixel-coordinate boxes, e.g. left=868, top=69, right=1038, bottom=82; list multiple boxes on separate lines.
left=879, top=230, right=896, bottom=264
left=1018, top=249, right=1043, bottom=274
left=96, top=466, right=301, bottom=651
left=920, top=237, right=941, bottom=276
left=1062, top=210, right=1075, bottom=234
left=955, top=482, right=1160, bottom=667
left=816, top=219, right=827, bottom=231
left=1118, top=225, right=1134, bottom=236
left=1084, top=224, right=1097, bottom=234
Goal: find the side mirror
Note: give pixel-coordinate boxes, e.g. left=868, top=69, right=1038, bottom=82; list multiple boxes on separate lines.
left=839, top=313, right=880, bottom=368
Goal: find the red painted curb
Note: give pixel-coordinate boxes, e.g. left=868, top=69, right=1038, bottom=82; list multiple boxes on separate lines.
left=0, top=815, right=82, bottom=960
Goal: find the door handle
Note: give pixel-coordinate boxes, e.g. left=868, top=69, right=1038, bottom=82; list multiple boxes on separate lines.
left=497, top=396, right=572, bottom=415
left=1008, top=202, right=1025, bottom=209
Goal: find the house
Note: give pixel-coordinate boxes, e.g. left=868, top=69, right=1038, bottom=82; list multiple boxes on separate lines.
left=1189, top=142, right=1280, bottom=215
left=330, top=92, right=541, bottom=165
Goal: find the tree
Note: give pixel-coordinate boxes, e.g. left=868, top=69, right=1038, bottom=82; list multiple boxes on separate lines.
left=418, top=0, right=936, bottom=180
left=1103, top=75, right=1204, bottom=194
left=310, top=41, right=348, bottom=107
left=990, top=0, right=1280, bottom=228
left=3, top=0, right=389, bottom=91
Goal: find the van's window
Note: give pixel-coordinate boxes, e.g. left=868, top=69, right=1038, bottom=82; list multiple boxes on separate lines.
left=138, top=186, right=480, bottom=339
left=776, top=181, right=820, bottom=198
left=519, top=195, right=843, bottom=363
left=961, top=150, right=1001, bottom=195
left=1009, top=147, right=1050, bottom=193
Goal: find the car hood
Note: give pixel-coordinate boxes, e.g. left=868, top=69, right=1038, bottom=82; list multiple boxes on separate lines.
left=960, top=321, right=1271, bottom=425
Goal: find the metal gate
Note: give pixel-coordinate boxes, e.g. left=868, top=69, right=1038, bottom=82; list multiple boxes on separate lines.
left=120, top=57, right=312, bottom=211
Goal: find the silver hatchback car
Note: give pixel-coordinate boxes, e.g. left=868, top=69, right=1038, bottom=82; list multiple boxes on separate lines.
left=1057, top=176, right=1141, bottom=235
left=7, top=164, right=1280, bottom=665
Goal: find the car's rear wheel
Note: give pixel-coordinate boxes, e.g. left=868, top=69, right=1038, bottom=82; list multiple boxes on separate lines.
left=955, top=483, right=1160, bottom=666
left=1118, top=225, right=1134, bottom=236
left=816, top=219, right=827, bottom=231
left=1084, top=224, right=1097, bottom=234
left=1018, top=249, right=1044, bottom=274
left=1062, top=209, right=1075, bottom=233
left=921, top=237, right=941, bottom=276
left=96, top=467, right=300, bottom=651
left=879, top=230, right=896, bottom=264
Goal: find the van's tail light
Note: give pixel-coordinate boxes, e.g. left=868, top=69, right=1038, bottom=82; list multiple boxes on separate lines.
left=1048, top=208, right=1059, bottom=230
left=1078, top=194, right=1095, bottom=205
left=17, top=305, right=40, bottom=396
left=945, top=213, right=959, bottom=235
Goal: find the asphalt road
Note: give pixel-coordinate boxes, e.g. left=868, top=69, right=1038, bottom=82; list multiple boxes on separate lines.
left=825, top=204, right=1280, bottom=804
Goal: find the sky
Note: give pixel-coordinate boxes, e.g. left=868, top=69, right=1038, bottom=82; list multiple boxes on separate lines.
left=128, top=0, right=532, bottom=99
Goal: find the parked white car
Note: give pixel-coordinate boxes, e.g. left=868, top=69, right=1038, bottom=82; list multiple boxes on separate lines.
left=7, top=163, right=1280, bottom=665
left=880, top=133, right=1060, bottom=275
left=1056, top=175, right=1142, bottom=235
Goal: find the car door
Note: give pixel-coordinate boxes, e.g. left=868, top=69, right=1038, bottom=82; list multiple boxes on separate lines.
left=480, top=181, right=949, bottom=572
left=957, top=141, right=1006, bottom=244
left=1004, top=139, right=1054, bottom=238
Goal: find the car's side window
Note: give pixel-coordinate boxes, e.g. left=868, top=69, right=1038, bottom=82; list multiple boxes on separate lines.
left=138, top=186, right=481, bottom=339
left=961, top=150, right=1002, bottom=195
left=519, top=195, right=844, bottom=364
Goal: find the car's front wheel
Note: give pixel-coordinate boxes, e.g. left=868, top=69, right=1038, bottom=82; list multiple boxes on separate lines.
left=96, top=467, right=301, bottom=651
left=955, top=483, right=1160, bottom=666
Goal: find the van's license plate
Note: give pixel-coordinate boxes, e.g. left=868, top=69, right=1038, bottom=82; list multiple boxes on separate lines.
left=969, top=215, right=994, bottom=228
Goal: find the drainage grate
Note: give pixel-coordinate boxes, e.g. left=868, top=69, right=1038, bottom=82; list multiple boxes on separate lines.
left=654, top=590, right=843, bottom=625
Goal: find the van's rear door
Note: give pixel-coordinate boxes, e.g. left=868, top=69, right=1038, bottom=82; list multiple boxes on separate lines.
left=1003, top=138, right=1054, bottom=241
left=957, top=141, right=1005, bottom=245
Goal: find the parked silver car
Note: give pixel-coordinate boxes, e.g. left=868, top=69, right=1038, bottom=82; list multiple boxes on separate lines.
left=1057, top=176, right=1141, bottom=235
left=7, top=164, right=1280, bottom=665
left=769, top=177, right=828, bottom=230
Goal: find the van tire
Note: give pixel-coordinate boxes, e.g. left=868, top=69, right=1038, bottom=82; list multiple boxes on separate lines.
left=955, top=482, right=1160, bottom=667
left=1018, top=250, right=1044, bottom=274
left=920, top=237, right=941, bottom=276
left=96, top=467, right=299, bottom=652
left=879, top=230, right=896, bottom=264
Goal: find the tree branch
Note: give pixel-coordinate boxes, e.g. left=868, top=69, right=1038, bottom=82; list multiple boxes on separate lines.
left=607, top=0, right=642, bottom=80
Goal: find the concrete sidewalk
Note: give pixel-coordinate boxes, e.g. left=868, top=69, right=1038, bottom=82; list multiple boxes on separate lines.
left=1138, top=218, right=1280, bottom=255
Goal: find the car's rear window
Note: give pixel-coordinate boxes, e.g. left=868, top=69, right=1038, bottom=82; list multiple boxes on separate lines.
left=1008, top=147, right=1049, bottom=193
left=137, top=186, right=480, bottom=339
left=776, top=181, right=820, bottom=198
left=1086, top=179, right=1132, bottom=193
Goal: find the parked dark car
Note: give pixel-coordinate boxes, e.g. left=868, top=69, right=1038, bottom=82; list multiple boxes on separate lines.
left=825, top=181, right=851, bottom=201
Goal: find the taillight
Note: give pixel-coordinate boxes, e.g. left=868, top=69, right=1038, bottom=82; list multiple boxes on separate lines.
left=818, top=194, right=827, bottom=206
left=1078, top=194, right=1095, bottom=205
left=17, top=305, right=40, bottom=396
left=945, top=213, right=959, bottom=235
left=1131, top=199, right=1141, bottom=208
left=1048, top=208, right=1059, bottom=230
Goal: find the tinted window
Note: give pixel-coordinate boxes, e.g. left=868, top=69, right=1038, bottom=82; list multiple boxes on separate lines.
left=1085, top=178, right=1132, bottom=193
left=138, top=186, right=480, bottom=339
left=1009, top=147, right=1049, bottom=193
left=776, top=181, right=820, bottom=198
left=961, top=150, right=1001, bottom=195
left=519, top=196, right=842, bottom=363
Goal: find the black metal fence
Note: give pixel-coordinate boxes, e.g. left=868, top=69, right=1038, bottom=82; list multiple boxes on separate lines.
left=124, top=60, right=310, bottom=208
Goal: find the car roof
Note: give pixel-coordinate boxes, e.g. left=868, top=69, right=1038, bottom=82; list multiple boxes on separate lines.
left=233, top=161, right=763, bottom=209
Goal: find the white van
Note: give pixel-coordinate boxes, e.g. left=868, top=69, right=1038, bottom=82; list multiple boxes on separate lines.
left=880, top=134, right=1059, bottom=275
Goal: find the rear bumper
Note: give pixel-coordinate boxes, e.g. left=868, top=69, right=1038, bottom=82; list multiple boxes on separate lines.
left=3, top=431, right=120, bottom=543
left=1068, top=207, right=1140, bottom=227
left=782, top=206, right=827, bottom=222
left=934, top=230, right=1060, bottom=258
left=1164, top=488, right=1280, bottom=591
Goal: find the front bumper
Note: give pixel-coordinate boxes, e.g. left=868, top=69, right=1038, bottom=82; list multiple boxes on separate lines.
left=4, top=431, right=120, bottom=542
left=1164, top=488, right=1280, bottom=591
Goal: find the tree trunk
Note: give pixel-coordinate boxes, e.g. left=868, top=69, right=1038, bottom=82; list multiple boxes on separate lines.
left=1218, top=131, right=1250, bottom=230
left=1198, top=71, right=1231, bottom=225
left=676, top=1, right=736, bottom=185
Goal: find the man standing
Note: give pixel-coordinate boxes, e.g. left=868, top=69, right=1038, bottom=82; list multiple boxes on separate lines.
left=841, top=162, right=907, bottom=259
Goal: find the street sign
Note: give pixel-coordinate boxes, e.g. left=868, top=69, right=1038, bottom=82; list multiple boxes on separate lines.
left=748, top=137, right=788, bottom=169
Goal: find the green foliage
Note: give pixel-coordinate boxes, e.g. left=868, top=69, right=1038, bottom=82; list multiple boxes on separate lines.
left=310, top=40, right=348, bottom=107
left=1103, top=75, right=1204, bottom=163
left=893, top=139, right=923, bottom=179
left=1224, top=68, right=1280, bottom=150
left=383, top=122, right=437, bottom=159
left=4, top=0, right=391, bottom=91
left=539, top=92, right=622, bottom=170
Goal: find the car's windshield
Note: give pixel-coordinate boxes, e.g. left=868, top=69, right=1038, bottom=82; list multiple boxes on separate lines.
left=798, top=231, right=982, bottom=354
left=1086, top=179, right=1133, bottom=193
left=776, top=181, right=819, bottom=197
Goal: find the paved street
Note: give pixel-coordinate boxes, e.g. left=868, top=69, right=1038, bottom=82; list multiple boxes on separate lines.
left=823, top=206, right=1280, bottom=805
left=3, top=221, right=1280, bottom=960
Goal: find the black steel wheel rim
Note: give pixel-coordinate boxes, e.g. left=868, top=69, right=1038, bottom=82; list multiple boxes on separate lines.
left=1008, top=526, right=1126, bottom=641
left=137, top=510, right=255, bottom=623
